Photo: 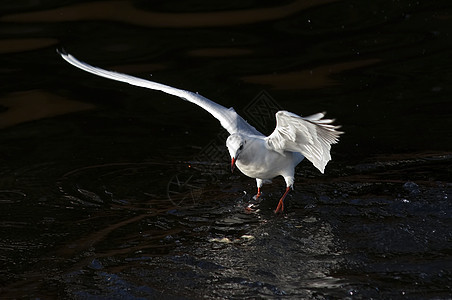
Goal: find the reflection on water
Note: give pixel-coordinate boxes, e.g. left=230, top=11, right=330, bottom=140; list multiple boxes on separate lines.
left=0, top=38, right=58, bottom=54
left=0, top=90, right=95, bottom=128
left=1, top=0, right=339, bottom=28
left=1, top=0, right=451, bottom=298
left=241, top=58, right=382, bottom=90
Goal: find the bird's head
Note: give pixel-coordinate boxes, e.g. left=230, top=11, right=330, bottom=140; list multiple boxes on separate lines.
left=226, top=133, right=246, bottom=173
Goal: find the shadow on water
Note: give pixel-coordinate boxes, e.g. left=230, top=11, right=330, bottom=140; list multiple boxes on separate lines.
left=0, top=0, right=451, bottom=299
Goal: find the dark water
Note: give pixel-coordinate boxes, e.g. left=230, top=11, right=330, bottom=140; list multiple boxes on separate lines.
left=1, top=1, right=451, bottom=299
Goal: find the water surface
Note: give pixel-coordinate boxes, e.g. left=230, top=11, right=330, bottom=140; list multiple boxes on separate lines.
left=0, top=1, right=451, bottom=298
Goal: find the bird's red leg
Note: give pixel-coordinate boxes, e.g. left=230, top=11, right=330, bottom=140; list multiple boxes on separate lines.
left=255, top=187, right=262, bottom=200
left=274, top=187, right=290, bottom=213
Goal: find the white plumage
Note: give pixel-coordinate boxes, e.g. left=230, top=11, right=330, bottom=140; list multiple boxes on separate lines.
left=59, top=51, right=343, bottom=213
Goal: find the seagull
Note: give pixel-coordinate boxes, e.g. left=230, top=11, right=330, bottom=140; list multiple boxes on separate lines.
left=58, top=51, right=343, bottom=213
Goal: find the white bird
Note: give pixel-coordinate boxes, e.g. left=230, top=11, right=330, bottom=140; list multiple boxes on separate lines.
left=58, top=51, right=343, bottom=213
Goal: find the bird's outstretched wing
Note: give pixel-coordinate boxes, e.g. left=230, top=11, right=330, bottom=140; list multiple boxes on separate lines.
left=265, top=111, right=343, bottom=173
left=58, top=51, right=261, bottom=136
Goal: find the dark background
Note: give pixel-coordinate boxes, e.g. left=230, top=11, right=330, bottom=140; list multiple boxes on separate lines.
left=0, top=1, right=451, bottom=298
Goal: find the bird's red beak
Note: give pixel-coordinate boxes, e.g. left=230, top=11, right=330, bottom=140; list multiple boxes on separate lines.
left=231, top=157, right=236, bottom=173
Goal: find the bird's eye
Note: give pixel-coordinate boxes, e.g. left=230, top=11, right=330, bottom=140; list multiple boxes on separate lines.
left=239, top=145, right=243, bottom=150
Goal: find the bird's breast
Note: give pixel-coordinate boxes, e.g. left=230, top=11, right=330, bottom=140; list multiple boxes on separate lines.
left=236, top=149, right=296, bottom=180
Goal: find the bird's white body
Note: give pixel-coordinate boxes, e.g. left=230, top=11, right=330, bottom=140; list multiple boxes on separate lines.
left=59, top=51, right=343, bottom=212
left=227, top=133, right=303, bottom=187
